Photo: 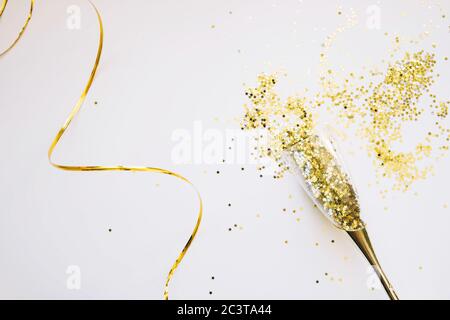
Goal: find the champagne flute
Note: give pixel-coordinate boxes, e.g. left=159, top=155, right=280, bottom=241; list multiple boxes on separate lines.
left=285, top=132, right=399, bottom=300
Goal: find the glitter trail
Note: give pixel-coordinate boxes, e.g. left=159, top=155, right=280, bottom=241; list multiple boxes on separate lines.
left=242, top=49, right=449, bottom=191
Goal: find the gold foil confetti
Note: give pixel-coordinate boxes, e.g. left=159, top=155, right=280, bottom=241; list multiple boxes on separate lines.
left=290, top=135, right=365, bottom=230
left=241, top=74, right=365, bottom=230
left=241, top=48, right=449, bottom=193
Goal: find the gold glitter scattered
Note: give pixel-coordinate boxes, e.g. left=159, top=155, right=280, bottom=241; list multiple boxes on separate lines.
left=241, top=48, right=449, bottom=193
left=291, top=136, right=365, bottom=230
left=241, top=74, right=365, bottom=230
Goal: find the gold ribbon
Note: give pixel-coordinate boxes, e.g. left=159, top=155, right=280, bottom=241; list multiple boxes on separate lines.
left=0, top=0, right=8, bottom=17
left=48, top=1, right=203, bottom=300
left=0, top=0, right=34, bottom=57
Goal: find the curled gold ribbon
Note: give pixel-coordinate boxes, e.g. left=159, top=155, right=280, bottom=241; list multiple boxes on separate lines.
left=48, top=1, right=203, bottom=300
left=0, top=0, right=34, bottom=57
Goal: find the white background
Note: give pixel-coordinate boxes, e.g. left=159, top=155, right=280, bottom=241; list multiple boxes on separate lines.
left=0, top=0, right=449, bottom=299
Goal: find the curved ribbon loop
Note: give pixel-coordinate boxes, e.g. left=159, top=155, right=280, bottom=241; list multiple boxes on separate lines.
left=48, top=1, right=202, bottom=300
left=0, top=0, right=8, bottom=17
left=0, top=0, right=34, bottom=57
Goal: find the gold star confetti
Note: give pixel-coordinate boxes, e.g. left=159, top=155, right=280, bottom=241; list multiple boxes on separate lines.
left=241, top=50, right=449, bottom=193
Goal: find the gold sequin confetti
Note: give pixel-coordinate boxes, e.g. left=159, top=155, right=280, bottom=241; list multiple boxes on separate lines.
left=241, top=48, right=449, bottom=193
left=241, top=74, right=365, bottom=230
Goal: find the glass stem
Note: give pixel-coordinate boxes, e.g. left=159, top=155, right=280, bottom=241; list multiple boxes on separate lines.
left=347, top=228, right=399, bottom=300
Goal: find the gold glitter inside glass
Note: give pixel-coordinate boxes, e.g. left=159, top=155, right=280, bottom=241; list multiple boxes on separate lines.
left=287, top=135, right=365, bottom=231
